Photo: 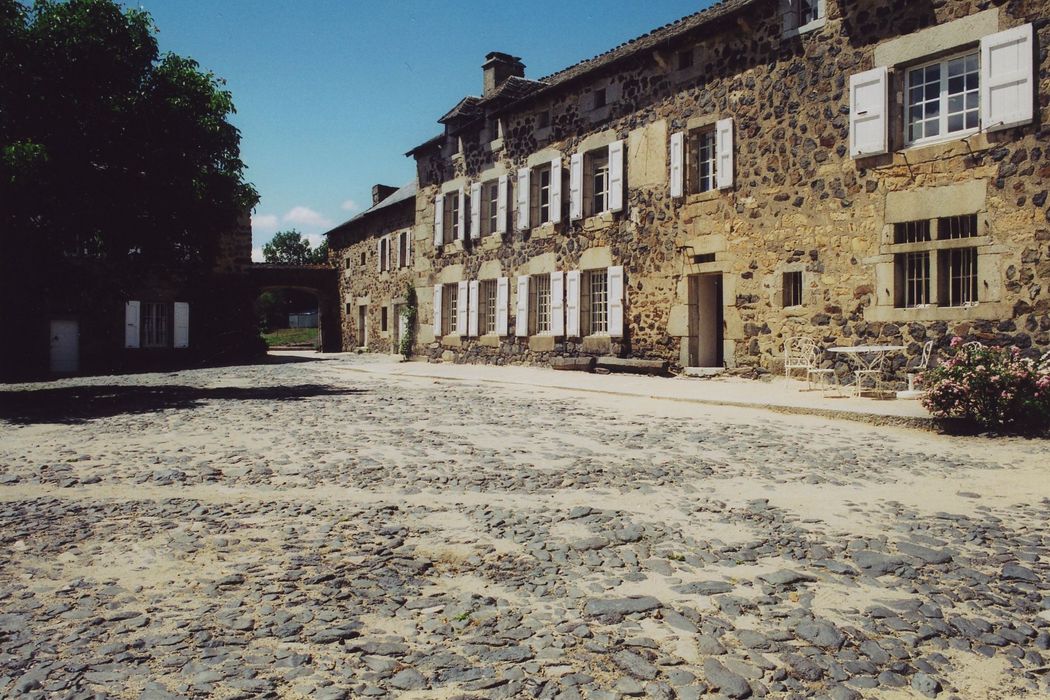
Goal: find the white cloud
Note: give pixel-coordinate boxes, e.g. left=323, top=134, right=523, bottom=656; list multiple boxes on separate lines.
left=283, top=206, right=332, bottom=230
left=251, top=246, right=266, bottom=263
left=340, top=199, right=360, bottom=213
left=303, top=233, right=325, bottom=250
left=251, top=213, right=279, bottom=233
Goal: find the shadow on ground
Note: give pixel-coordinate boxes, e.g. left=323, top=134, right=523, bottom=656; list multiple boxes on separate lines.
left=0, top=384, right=362, bottom=425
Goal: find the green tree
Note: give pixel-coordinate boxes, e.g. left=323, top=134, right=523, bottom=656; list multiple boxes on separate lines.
left=0, top=0, right=258, bottom=368
left=262, top=229, right=328, bottom=265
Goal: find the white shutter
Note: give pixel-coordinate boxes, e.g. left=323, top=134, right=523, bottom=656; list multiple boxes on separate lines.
left=569, top=153, right=584, bottom=221
left=981, top=23, right=1034, bottom=133
left=516, top=168, right=530, bottom=230
left=468, top=280, right=479, bottom=337
left=392, top=234, right=399, bottom=269
left=456, top=281, right=468, bottom=335
left=608, top=140, right=624, bottom=212
left=566, top=270, right=581, bottom=337
left=550, top=271, right=565, bottom=337
left=849, top=66, right=888, bottom=157
left=608, top=265, right=624, bottom=337
left=124, top=300, right=140, bottom=349
left=497, top=175, right=509, bottom=235
left=670, top=131, right=684, bottom=198
left=470, top=182, right=481, bottom=239
left=173, top=302, right=189, bottom=349
left=549, top=157, right=562, bottom=224
left=405, top=231, right=412, bottom=267
left=456, top=187, right=466, bottom=241
left=433, top=194, right=443, bottom=247
left=495, top=276, right=509, bottom=335
left=515, top=275, right=529, bottom=337
left=433, top=285, right=443, bottom=338
left=377, top=239, right=382, bottom=272
left=715, top=119, right=734, bottom=190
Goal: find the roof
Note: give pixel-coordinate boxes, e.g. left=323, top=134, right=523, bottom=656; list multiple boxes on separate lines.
left=324, top=180, right=417, bottom=236
left=405, top=0, right=757, bottom=155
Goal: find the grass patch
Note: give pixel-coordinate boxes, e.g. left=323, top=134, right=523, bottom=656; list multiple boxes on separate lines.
left=262, top=327, right=318, bottom=347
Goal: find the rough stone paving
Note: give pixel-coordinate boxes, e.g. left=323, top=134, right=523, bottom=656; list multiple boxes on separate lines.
left=0, top=358, right=1048, bottom=699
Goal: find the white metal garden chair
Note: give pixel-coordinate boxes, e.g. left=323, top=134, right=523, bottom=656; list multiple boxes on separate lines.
left=806, top=343, right=837, bottom=395
left=784, top=337, right=814, bottom=379
left=906, top=340, right=934, bottom=392
left=852, top=350, right=888, bottom=396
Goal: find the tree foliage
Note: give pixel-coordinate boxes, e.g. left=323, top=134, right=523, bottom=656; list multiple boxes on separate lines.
left=262, top=230, right=328, bottom=265
left=0, top=0, right=257, bottom=289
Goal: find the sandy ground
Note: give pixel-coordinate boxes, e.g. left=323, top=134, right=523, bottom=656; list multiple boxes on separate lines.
left=0, top=354, right=1047, bottom=699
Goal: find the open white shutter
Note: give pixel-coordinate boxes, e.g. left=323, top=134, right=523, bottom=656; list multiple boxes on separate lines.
left=566, top=270, right=581, bottom=337
left=715, top=119, right=734, bottom=190
left=670, top=131, right=684, bottom=198
left=405, top=231, right=412, bottom=267
left=495, top=277, right=509, bottom=335
left=549, top=157, right=562, bottom=224
left=173, top=302, right=189, bottom=349
left=569, top=153, right=584, bottom=220
left=456, top=281, right=468, bottom=335
left=497, top=175, right=509, bottom=235
left=456, top=188, right=466, bottom=241
left=470, top=182, right=481, bottom=239
left=981, top=23, right=1034, bottom=133
left=517, top=168, right=530, bottom=231
left=608, top=266, right=624, bottom=337
left=433, top=285, right=443, bottom=338
left=468, top=280, right=479, bottom=337
left=608, top=140, right=624, bottom=212
left=433, top=194, right=443, bottom=247
left=515, top=276, right=529, bottom=337
left=550, top=271, right=565, bottom=337
left=125, top=300, right=140, bottom=349
left=377, top=239, right=382, bottom=272
left=849, top=66, right=888, bottom=157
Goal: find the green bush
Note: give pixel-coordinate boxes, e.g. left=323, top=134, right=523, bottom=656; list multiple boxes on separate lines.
left=919, top=338, right=1050, bottom=434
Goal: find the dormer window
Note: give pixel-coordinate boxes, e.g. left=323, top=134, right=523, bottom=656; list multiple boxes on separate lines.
left=593, top=87, right=607, bottom=110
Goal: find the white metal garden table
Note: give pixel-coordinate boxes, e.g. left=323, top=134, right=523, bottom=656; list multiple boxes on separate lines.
left=828, top=345, right=906, bottom=396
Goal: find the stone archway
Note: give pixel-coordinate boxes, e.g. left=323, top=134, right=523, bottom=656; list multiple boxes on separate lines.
left=248, top=264, right=340, bottom=352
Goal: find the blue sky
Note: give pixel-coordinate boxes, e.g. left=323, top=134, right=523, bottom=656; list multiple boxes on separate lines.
left=132, top=1, right=712, bottom=259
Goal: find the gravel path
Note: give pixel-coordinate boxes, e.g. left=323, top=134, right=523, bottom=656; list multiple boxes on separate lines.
left=1, top=357, right=1048, bottom=699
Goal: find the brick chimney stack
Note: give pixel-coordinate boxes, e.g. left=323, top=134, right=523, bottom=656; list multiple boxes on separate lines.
left=372, top=184, right=398, bottom=206
left=482, top=52, right=525, bottom=97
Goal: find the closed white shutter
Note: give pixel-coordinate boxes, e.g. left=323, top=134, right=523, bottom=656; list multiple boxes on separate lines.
left=173, top=302, right=189, bottom=349
left=495, top=276, right=509, bottom=335
left=515, top=275, right=529, bottom=337
left=456, top=187, right=466, bottom=241
left=468, top=280, right=479, bottom=337
left=981, top=23, right=1034, bottom=133
left=569, top=153, right=584, bottom=220
left=549, top=157, right=562, bottom=224
left=550, top=271, right=565, bottom=337
left=497, top=175, right=509, bottom=235
left=849, top=66, right=888, bottom=157
left=566, top=270, right=581, bottom=337
left=715, top=119, right=734, bottom=190
left=125, top=300, right=140, bottom=348
left=377, top=239, right=382, bottom=272
left=517, top=168, right=530, bottom=230
left=433, top=285, right=443, bottom=338
left=456, top=281, right=468, bottom=335
left=670, top=131, right=684, bottom=198
left=470, top=182, right=481, bottom=239
left=433, top=194, right=443, bottom=247
left=608, top=265, right=624, bottom=337
left=608, top=140, right=624, bottom=212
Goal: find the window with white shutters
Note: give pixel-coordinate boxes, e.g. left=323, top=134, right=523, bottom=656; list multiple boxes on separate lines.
left=532, top=164, right=553, bottom=225
left=442, top=284, right=457, bottom=336
left=442, top=193, right=459, bottom=243
left=906, top=51, right=980, bottom=146
left=142, top=302, right=170, bottom=348
left=587, top=149, right=610, bottom=216
left=582, top=269, right=609, bottom=335
left=532, top=274, right=551, bottom=335
left=687, top=128, right=717, bottom=194
left=480, top=280, right=498, bottom=334
left=481, top=180, right=500, bottom=236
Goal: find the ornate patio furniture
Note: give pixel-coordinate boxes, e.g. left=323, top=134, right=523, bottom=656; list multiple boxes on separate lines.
left=906, top=340, right=934, bottom=393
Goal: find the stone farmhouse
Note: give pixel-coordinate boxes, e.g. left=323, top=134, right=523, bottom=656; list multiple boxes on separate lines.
left=326, top=0, right=1049, bottom=377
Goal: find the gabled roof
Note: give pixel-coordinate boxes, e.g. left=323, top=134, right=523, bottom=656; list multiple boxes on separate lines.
left=438, top=96, right=483, bottom=124
left=324, top=180, right=417, bottom=236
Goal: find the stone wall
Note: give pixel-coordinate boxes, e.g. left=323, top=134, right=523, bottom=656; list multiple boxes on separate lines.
left=392, top=0, right=1050, bottom=381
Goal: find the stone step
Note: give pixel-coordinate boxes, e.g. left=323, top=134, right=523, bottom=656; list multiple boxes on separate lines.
left=596, top=356, right=668, bottom=376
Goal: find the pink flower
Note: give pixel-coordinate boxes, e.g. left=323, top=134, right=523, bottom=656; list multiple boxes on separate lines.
left=950, top=336, right=963, bottom=348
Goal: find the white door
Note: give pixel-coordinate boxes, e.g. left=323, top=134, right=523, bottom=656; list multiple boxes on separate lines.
left=49, top=320, right=79, bottom=373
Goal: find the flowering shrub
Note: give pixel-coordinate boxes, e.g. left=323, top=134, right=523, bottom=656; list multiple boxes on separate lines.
left=918, top=338, right=1050, bottom=433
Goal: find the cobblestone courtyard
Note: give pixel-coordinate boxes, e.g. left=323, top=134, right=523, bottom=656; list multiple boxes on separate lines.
left=1, top=357, right=1048, bottom=699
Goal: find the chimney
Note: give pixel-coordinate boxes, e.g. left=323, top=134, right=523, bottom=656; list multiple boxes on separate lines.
left=482, top=52, right=525, bottom=97
left=372, top=184, right=398, bottom=206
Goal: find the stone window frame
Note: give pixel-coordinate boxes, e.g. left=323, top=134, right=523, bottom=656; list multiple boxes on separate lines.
left=442, top=283, right=458, bottom=338
left=442, top=192, right=460, bottom=244
left=585, top=147, right=611, bottom=218
left=686, top=126, right=718, bottom=196
left=530, top=163, right=554, bottom=227
left=397, top=230, right=410, bottom=268
left=782, top=270, right=804, bottom=309
left=380, top=306, right=389, bottom=333
left=781, top=0, right=826, bottom=39
left=582, top=268, right=609, bottom=336
left=890, top=214, right=983, bottom=310
left=530, top=273, right=552, bottom=336
left=359, top=250, right=367, bottom=268
left=479, top=279, right=498, bottom=335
